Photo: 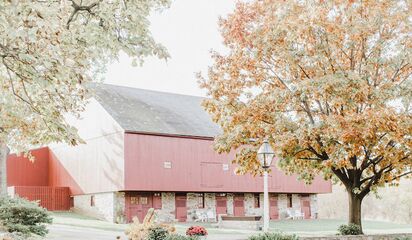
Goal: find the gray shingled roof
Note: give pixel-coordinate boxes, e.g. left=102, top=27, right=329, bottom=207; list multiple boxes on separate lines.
left=90, top=83, right=221, bottom=138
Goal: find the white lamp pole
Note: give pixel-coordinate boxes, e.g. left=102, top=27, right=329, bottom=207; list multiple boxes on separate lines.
left=257, top=140, right=275, bottom=232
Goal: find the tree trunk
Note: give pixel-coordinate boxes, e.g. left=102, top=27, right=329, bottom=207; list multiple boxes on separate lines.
left=348, top=190, right=363, bottom=234
left=0, top=143, right=10, bottom=197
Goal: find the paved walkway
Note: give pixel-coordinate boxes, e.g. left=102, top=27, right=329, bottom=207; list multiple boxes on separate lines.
left=47, top=224, right=248, bottom=240
left=47, top=225, right=124, bottom=240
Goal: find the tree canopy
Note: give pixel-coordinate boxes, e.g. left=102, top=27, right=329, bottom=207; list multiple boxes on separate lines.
left=0, top=0, right=169, bottom=152
left=200, top=0, right=411, bottom=231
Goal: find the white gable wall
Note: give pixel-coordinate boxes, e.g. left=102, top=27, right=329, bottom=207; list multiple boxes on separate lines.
left=49, top=98, right=125, bottom=194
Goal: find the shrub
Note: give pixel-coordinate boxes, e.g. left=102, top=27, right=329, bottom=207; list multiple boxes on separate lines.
left=248, top=232, right=299, bottom=240
left=185, top=226, right=207, bottom=236
left=125, top=208, right=175, bottom=240
left=0, top=196, right=52, bottom=237
left=147, top=226, right=169, bottom=240
left=165, top=234, right=199, bottom=240
left=338, top=224, right=362, bottom=235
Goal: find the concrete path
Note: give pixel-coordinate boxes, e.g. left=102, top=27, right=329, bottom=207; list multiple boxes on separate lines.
left=47, top=224, right=248, bottom=240
left=47, top=225, right=125, bottom=240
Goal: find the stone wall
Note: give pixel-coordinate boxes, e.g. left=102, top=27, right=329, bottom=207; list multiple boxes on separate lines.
left=114, top=192, right=126, bottom=223
left=278, top=194, right=288, bottom=218
left=73, top=192, right=120, bottom=222
left=227, top=193, right=234, bottom=215
left=301, top=234, right=412, bottom=240
left=155, top=192, right=175, bottom=222
left=310, top=194, right=318, bottom=219
left=244, top=193, right=263, bottom=216
left=113, top=191, right=320, bottom=223
left=278, top=194, right=305, bottom=219
left=186, top=193, right=216, bottom=221
left=318, top=181, right=412, bottom=224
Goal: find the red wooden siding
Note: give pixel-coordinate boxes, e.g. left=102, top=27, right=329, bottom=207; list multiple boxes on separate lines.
left=125, top=192, right=155, bottom=222
left=233, top=194, right=245, bottom=216
left=175, top=194, right=187, bottom=222
left=7, top=147, right=49, bottom=187
left=270, top=194, right=279, bottom=219
left=301, top=195, right=311, bottom=219
left=124, top=133, right=331, bottom=193
left=216, top=195, right=227, bottom=215
left=13, top=186, right=70, bottom=211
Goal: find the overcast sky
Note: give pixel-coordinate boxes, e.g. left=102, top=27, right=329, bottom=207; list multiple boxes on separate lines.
left=104, top=0, right=236, bottom=97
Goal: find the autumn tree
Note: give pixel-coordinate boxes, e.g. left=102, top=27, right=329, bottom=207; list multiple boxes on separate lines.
left=0, top=0, right=169, bottom=195
left=199, top=0, right=411, bottom=233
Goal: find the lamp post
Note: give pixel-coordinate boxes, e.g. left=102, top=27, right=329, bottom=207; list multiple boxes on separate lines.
left=257, top=140, right=275, bottom=232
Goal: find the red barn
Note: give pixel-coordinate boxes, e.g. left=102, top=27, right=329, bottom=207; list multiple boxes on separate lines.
left=7, top=83, right=331, bottom=223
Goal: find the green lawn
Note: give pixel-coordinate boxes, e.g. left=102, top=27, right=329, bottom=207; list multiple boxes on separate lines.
left=51, top=212, right=412, bottom=237
left=269, top=219, right=412, bottom=236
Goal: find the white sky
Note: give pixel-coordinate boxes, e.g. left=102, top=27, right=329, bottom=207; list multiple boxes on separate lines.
left=104, top=0, right=236, bottom=97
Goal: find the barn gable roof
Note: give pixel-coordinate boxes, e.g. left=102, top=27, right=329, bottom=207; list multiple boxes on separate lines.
left=90, top=83, right=221, bottom=138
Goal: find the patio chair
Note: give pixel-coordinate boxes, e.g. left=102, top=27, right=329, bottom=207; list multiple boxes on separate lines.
left=293, top=210, right=304, bottom=219
left=194, top=211, right=207, bottom=222
left=285, top=209, right=294, bottom=219
left=206, top=210, right=216, bottom=222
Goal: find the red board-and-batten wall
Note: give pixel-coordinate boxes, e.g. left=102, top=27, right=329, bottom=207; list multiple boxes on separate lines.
left=123, top=133, right=331, bottom=193
left=7, top=147, right=71, bottom=210
left=7, top=147, right=50, bottom=187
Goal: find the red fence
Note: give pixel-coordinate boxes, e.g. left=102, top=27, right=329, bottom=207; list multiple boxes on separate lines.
left=12, top=186, right=71, bottom=211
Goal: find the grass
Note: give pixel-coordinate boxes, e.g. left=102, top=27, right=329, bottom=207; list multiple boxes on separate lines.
left=269, top=219, right=412, bottom=236
left=51, top=212, right=412, bottom=237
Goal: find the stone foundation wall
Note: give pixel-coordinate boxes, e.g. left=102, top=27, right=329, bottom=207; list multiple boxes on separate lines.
left=278, top=193, right=309, bottom=219
left=114, top=192, right=126, bottom=223
left=186, top=193, right=216, bottom=221
left=152, top=192, right=318, bottom=222
left=227, top=193, right=234, bottom=215
left=310, top=194, right=318, bottom=219
left=278, top=194, right=288, bottom=218
left=244, top=193, right=263, bottom=216
left=155, top=192, right=175, bottom=222
left=73, top=192, right=120, bottom=222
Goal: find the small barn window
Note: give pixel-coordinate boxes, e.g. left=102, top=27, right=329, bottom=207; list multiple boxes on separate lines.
left=90, top=195, right=95, bottom=207
left=130, top=197, right=138, bottom=205
left=196, top=193, right=205, bottom=208
left=287, top=194, right=293, bottom=208
left=140, top=197, right=148, bottom=205
left=254, top=194, right=260, bottom=208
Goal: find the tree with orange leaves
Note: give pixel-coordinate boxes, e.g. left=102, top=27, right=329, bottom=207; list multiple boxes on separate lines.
left=199, top=0, right=411, bottom=233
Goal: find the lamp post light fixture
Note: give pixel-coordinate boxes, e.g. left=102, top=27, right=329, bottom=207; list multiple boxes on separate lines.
left=257, top=140, right=275, bottom=232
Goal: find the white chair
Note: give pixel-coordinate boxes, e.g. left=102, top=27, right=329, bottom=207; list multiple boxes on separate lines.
left=206, top=210, right=216, bottom=222
left=194, top=211, right=207, bottom=222
left=285, top=209, right=294, bottom=219
left=293, top=210, right=304, bottom=219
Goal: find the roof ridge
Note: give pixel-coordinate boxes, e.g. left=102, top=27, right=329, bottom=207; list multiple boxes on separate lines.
left=91, top=82, right=206, bottom=99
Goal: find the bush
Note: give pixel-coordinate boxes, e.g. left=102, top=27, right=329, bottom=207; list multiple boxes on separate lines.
left=165, top=234, right=199, bottom=240
left=0, top=196, right=52, bottom=237
left=338, top=224, right=362, bottom=235
left=125, top=208, right=175, bottom=240
left=185, top=226, right=207, bottom=236
left=147, top=226, right=169, bottom=240
left=248, top=232, right=299, bottom=240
